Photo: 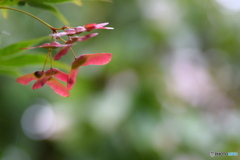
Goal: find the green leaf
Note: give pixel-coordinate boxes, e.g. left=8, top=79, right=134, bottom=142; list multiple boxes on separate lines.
left=0, top=37, right=48, bottom=60
left=0, top=0, right=111, bottom=24
left=26, top=0, right=78, bottom=4
left=0, top=66, right=20, bottom=76
left=27, top=1, right=69, bottom=25
left=1, top=8, right=8, bottom=18
left=0, top=0, right=78, bottom=6
left=0, top=53, right=70, bottom=70
left=0, top=0, right=18, bottom=6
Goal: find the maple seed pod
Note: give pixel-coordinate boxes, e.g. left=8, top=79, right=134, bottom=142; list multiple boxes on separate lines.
left=17, top=20, right=114, bottom=96
left=32, top=68, right=68, bottom=89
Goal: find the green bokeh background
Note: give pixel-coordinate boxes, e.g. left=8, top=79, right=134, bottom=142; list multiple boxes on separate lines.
left=0, top=0, right=240, bottom=159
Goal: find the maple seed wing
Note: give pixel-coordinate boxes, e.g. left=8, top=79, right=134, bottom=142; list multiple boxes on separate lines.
left=54, top=46, right=72, bottom=60
left=81, top=53, right=112, bottom=66
left=17, top=73, right=38, bottom=85
left=32, top=74, right=50, bottom=90
left=51, top=69, right=68, bottom=82
left=67, top=68, right=79, bottom=90
left=77, top=33, right=99, bottom=41
left=21, top=46, right=41, bottom=49
left=49, top=32, right=68, bottom=37
left=46, top=77, right=70, bottom=97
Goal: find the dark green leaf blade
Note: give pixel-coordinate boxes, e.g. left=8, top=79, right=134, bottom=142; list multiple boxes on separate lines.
left=0, top=37, right=47, bottom=60
left=0, top=0, right=18, bottom=6
left=26, top=0, right=77, bottom=4
left=27, top=1, right=69, bottom=25
left=0, top=53, right=70, bottom=70
left=0, top=66, right=20, bottom=76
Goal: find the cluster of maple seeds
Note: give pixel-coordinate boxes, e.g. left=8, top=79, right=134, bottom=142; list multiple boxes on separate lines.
left=17, top=22, right=113, bottom=97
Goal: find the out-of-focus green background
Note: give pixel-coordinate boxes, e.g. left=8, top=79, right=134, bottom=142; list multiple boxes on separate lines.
left=0, top=0, right=240, bottom=159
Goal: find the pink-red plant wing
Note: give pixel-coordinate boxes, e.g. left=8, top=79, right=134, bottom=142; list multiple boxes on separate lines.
left=51, top=68, right=68, bottom=82
left=54, top=46, right=72, bottom=60
left=54, top=33, right=98, bottom=60
left=74, top=26, right=86, bottom=34
left=81, top=53, right=112, bottom=66
left=17, top=73, right=38, bottom=85
left=32, top=74, right=51, bottom=90
left=46, top=77, right=70, bottom=97
left=77, top=33, right=98, bottom=41
left=67, top=68, right=79, bottom=90
left=84, top=22, right=113, bottom=31
left=50, top=29, right=76, bottom=37
left=22, top=42, right=73, bottom=50
left=16, top=71, right=44, bottom=85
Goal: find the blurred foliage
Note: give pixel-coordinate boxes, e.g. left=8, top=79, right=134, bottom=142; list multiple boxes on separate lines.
left=1, top=0, right=240, bottom=160
left=0, top=0, right=111, bottom=24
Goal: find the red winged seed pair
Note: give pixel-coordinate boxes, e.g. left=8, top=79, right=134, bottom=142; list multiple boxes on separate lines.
left=17, top=22, right=113, bottom=97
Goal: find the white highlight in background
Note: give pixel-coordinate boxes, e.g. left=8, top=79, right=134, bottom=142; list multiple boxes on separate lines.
left=215, top=0, right=240, bottom=11
left=21, top=103, right=72, bottom=140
